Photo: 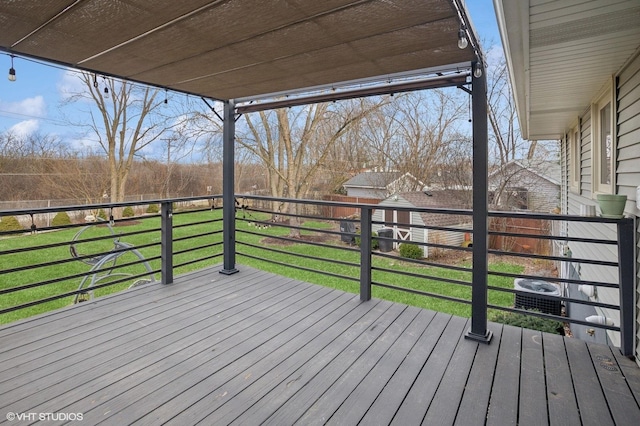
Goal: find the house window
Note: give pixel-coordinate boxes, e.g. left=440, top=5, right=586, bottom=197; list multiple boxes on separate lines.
left=592, top=86, right=614, bottom=194
left=569, top=125, right=580, bottom=191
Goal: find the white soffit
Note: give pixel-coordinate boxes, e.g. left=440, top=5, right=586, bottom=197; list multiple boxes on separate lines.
left=494, top=0, right=640, bottom=140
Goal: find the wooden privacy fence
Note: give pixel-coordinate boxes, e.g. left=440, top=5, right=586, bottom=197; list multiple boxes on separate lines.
left=489, top=216, right=552, bottom=255
left=320, top=195, right=381, bottom=218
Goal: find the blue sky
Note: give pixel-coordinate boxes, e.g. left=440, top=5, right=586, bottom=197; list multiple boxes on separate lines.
left=0, top=0, right=502, bottom=151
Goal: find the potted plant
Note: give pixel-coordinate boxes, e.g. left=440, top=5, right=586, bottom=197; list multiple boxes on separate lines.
left=596, top=194, right=627, bottom=218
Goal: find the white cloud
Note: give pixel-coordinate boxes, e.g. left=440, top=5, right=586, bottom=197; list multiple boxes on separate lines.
left=1, top=95, right=47, bottom=118
left=57, top=70, right=89, bottom=101
left=9, top=119, right=40, bottom=137
left=67, top=135, right=102, bottom=152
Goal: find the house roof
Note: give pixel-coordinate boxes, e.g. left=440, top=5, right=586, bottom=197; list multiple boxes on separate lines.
left=489, top=160, right=561, bottom=186
left=343, top=171, right=404, bottom=189
left=0, top=0, right=482, bottom=104
left=493, top=0, right=640, bottom=140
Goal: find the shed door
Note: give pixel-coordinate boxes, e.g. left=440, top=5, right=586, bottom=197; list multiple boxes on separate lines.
left=394, top=210, right=411, bottom=248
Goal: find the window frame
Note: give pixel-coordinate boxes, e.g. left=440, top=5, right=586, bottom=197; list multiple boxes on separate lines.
left=591, top=81, right=615, bottom=195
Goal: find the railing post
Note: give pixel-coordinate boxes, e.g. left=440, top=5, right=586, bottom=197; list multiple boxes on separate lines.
left=465, top=60, right=492, bottom=344
left=618, top=217, right=635, bottom=357
left=360, top=206, right=372, bottom=302
left=160, top=200, right=173, bottom=284
left=220, top=99, right=239, bottom=275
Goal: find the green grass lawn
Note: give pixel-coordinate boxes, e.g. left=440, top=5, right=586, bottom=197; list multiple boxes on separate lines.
left=0, top=209, right=522, bottom=325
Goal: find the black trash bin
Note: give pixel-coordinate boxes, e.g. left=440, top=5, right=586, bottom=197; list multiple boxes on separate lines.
left=340, top=220, right=356, bottom=243
left=377, top=228, right=393, bottom=252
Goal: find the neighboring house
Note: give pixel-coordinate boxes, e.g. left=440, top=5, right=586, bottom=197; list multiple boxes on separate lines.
left=342, top=171, right=422, bottom=199
left=489, top=160, right=561, bottom=212
left=495, top=0, right=640, bottom=361
left=372, top=191, right=471, bottom=258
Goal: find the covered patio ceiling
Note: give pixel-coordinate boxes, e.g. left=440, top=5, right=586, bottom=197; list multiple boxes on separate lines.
left=0, top=0, right=481, bottom=104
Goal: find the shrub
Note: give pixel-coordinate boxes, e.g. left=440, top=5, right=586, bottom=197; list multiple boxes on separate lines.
left=122, top=206, right=135, bottom=217
left=0, top=216, right=24, bottom=232
left=489, top=309, right=565, bottom=335
left=146, top=204, right=159, bottom=214
left=355, top=231, right=379, bottom=250
left=51, top=211, right=72, bottom=227
left=399, top=243, right=423, bottom=259
left=97, top=209, right=108, bottom=220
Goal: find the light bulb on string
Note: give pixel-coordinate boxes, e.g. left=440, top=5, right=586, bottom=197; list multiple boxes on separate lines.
left=8, top=55, right=16, bottom=82
left=457, top=28, right=468, bottom=49
left=103, top=86, right=110, bottom=99
left=474, top=62, right=483, bottom=78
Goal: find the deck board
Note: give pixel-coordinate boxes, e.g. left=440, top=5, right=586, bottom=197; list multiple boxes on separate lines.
left=453, top=322, right=503, bottom=426
left=519, top=328, right=548, bottom=426
left=587, top=342, right=640, bottom=425
left=486, top=324, right=522, bottom=426
left=565, top=337, right=615, bottom=425
left=543, top=332, right=581, bottom=426
left=0, top=265, right=638, bottom=425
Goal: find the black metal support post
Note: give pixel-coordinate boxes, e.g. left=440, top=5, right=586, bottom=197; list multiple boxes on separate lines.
left=220, top=99, right=239, bottom=275
left=466, top=61, right=492, bottom=344
left=360, top=206, right=372, bottom=302
left=160, top=200, right=173, bottom=284
left=618, top=217, right=635, bottom=357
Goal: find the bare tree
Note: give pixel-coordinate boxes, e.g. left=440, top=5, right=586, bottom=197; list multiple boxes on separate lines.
left=0, top=132, right=69, bottom=201
left=241, top=100, right=385, bottom=236
left=486, top=59, right=559, bottom=209
left=360, top=90, right=467, bottom=189
left=63, top=73, right=170, bottom=214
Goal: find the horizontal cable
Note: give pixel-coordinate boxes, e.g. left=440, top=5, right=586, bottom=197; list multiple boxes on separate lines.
left=371, top=280, right=472, bottom=305
left=237, top=251, right=359, bottom=283
left=238, top=240, right=360, bottom=269
left=371, top=266, right=471, bottom=287
left=486, top=270, right=620, bottom=289
left=487, top=304, right=620, bottom=332
left=0, top=269, right=158, bottom=315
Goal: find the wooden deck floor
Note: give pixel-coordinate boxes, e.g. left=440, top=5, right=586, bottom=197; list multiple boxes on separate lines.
left=1, top=265, right=639, bottom=425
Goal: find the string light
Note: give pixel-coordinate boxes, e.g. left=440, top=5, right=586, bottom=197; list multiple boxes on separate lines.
left=103, top=76, right=110, bottom=99
left=457, top=28, right=468, bottom=49
left=8, top=55, right=16, bottom=82
left=474, top=62, right=483, bottom=78
left=164, top=88, right=168, bottom=104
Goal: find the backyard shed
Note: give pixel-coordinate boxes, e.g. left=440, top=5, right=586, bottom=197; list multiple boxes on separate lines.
left=373, top=191, right=471, bottom=258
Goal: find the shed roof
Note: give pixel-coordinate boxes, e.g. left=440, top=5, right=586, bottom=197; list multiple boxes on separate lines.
left=0, top=0, right=481, bottom=103
left=379, top=190, right=471, bottom=227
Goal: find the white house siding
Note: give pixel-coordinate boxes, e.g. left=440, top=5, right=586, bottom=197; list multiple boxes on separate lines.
left=347, top=187, right=387, bottom=199
left=617, top=51, right=640, bottom=364
left=564, top=50, right=640, bottom=361
left=490, top=162, right=560, bottom=212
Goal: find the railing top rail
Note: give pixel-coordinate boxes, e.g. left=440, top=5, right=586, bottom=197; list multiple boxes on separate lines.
left=240, top=194, right=473, bottom=216
left=0, top=195, right=223, bottom=217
